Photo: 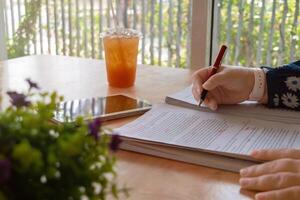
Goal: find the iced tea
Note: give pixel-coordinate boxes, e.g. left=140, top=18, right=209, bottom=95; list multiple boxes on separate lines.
left=102, top=29, right=140, bottom=88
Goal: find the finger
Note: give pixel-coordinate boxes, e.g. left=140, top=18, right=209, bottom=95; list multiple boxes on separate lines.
left=255, top=186, right=300, bottom=200
left=192, top=67, right=211, bottom=85
left=240, top=172, right=300, bottom=191
left=203, top=95, right=218, bottom=110
left=202, top=72, right=227, bottom=91
left=240, top=159, right=300, bottom=177
left=191, top=68, right=211, bottom=98
left=192, top=84, right=201, bottom=102
left=251, top=149, right=300, bottom=161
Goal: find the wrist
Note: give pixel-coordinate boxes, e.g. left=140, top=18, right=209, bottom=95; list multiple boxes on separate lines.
left=258, top=85, right=268, bottom=104
left=248, top=68, right=267, bottom=103
left=247, top=68, right=255, bottom=96
left=258, top=70, right=268, bottom=104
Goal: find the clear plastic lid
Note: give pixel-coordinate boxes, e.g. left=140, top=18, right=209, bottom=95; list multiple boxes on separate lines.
left=100, top=27, right=142, bottom=39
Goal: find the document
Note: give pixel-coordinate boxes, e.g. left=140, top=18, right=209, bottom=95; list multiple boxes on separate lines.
left=166, top=86, right=300, bottom=124
left=116, top=86, right=300, bottom=172
left=117, top=104, right=300, bottom=158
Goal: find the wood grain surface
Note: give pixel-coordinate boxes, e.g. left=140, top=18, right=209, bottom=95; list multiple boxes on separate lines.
left=0, top=55, right=255, bottom=200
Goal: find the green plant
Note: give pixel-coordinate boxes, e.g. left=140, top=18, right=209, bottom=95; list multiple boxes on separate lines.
left=0, top=79, right=127, bottom=200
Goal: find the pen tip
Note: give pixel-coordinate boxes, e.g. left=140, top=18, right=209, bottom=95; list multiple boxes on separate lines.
left=198, top=99, right=203, bottom=107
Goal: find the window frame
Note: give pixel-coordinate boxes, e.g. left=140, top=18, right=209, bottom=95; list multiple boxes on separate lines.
left=0, top=0, right=7, bottom=61
left=190, top=0, right=214, bottom=69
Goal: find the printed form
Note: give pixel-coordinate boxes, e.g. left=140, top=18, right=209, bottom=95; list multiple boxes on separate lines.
left=116, top=104, right=300, bottom=156
left=166, top=86, right=300, bottom=124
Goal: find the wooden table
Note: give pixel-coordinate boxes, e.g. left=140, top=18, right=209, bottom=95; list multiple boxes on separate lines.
left=0, top=55, right=254, bottom=200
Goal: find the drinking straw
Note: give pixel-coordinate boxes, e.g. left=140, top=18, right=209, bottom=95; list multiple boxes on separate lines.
left=109, top=0, right=127, bottom=70
left=110, top=0, right=119, bottom=28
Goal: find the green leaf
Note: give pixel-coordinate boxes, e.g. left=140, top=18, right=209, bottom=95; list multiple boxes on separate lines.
left=12, top=139, right=43, bottom=172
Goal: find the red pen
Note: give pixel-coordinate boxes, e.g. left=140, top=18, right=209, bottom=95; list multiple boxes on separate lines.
left=198, top=45, right=227, bottom=107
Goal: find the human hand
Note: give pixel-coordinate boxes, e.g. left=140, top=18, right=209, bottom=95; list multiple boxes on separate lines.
left=239, top=149, right=300, bottom=200
left=192, top=65, right=255, bottom=110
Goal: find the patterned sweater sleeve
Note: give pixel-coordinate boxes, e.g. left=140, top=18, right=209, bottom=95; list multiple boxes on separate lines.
left=262, top=60, right=300, bottom=110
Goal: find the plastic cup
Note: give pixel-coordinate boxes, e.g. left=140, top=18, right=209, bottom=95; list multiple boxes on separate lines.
left=101, top=28, right=141, bottom=88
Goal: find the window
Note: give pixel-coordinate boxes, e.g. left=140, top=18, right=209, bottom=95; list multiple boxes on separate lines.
left=213, top=0, right=300, bottom=67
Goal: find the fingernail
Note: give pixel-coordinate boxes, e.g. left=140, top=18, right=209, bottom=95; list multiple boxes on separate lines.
left=251, top=150, right=259, bottom=157
left=211, top=104, right=217, bottom=111
left=240, top=169, right=248, bottom=176
left=239, top=178, right=249, bottom=187
left=255, top=194, right=265, bottom=200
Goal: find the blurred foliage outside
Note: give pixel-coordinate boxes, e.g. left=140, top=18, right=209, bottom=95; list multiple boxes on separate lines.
left=218, top=0, right=300, bottom=67
left=5, top=0, right=300, bottom=68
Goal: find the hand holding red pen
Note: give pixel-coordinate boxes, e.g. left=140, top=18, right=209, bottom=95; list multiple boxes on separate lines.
left=198, top=45, right=228, bottom=106
left=192, top=61, right=258, bottom=110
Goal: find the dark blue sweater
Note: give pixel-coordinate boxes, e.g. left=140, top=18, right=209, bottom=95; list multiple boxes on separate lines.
left=263, top=60, right=300, bottom=110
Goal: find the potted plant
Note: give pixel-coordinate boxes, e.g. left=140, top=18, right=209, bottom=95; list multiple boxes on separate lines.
left=0, top=79, right=127, bottom=200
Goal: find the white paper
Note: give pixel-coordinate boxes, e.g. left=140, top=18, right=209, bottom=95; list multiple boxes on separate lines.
left=116, top=104, right=300, bottom=156
left=166, top=86, right=300, bottom=124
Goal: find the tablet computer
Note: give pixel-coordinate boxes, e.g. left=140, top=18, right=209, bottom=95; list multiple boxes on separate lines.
left=53, top=95, right=152, bottom=123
